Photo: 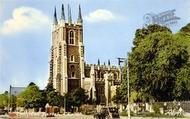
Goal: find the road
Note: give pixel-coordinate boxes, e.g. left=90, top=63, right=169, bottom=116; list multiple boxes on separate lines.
left=1, top=113, right=190, bottom=119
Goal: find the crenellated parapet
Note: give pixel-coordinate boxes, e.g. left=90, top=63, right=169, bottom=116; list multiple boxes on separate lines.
left=84, top=60, right=121, bottom=84
left=84, top=63, right=119, bottom=71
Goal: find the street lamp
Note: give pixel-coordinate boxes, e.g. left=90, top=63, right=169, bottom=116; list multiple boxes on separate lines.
left=126, top=59, right=130, bottom=119
left=117, top=57, right=130, bottom=119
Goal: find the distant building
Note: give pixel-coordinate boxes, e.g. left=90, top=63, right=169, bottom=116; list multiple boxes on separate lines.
left=48, top=4, right=122, bottom=106
left=10, top=86, right=25, bottom=96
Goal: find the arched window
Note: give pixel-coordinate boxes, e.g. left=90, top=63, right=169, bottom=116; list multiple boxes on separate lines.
left=114, top=73, right=117, bottom=79
left=69, top=30, right=74, bottom=44
left=101, top=72, right=104, bottom=78
left=70, top=65, right=75, bottom=69
left=70, top=55, right=74, bottom=62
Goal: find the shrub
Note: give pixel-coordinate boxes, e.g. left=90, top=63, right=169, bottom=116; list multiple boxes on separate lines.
left=120, top=111, right=134, bottom=116
left=80, top=104, right=96, bottom=115
left=152, top=104, right=161, bottom=114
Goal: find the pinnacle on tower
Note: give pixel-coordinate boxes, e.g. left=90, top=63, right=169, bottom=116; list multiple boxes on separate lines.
left=77, top=4, right=83, bottom=24
left=61, top=4, right=65, bottom=21
left=53, top=6, right=58, bottom=25
left=68, top=4, right=72, bottom=24
left=108, top=59, right=111, bottom=66
left=98, top=59, right=100, bottom=65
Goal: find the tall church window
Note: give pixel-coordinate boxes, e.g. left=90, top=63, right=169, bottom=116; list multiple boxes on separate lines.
left=71, top=72, right=75, bottom=78
left=70, top=55, right=74, bottom=62
left=114, top=73, right=117, bottom=79
left=69, top=30, right=74, bottom=44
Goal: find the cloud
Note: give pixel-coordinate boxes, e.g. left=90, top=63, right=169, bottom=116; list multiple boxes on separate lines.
left=84, top=9, right=121, bottom=23
left=0, top=6, right=50, bottom=35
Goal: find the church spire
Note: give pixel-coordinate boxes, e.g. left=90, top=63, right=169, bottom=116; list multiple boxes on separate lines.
left=61, top=4, right=65, bottom=21
left=53, top=6, right=58, bottom=25
left=77, top=4, right=83, bottom=24
left=68, top=4, right=72, bottom=24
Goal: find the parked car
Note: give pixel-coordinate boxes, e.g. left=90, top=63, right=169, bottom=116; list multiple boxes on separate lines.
left=94, top=107, right=120, bottom=119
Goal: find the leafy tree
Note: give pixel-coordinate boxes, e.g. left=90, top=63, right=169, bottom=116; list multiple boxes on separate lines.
left=133, top=24, right=171, bottom=48
left=174, top=65, right=190, bottom=100
left=180, top=23, right=190, bottom=33
left=66, top=88, right=88, bottom=111
left=129, top=31, right=189, bottom=101
left=112, top=79, right=128, bottom=103
left=17, top=82, right=43, bottom=109
left=0, top=91, right=8, bottom=109
left=28, top=82, right=36, bottom=87
left=115, top=24, right=190, bottom=103
left=45, top=83, right=64, bottom=107
left=175, top=29, right=190, bottom=63
left=46, top=90, right=64, bottom=107
left=71, top=88, right=88, bottom=107
left=0, top=91, right=16, bottom=110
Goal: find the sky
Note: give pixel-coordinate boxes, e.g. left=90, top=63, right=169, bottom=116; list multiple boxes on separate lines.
left=0, top=0, right=190, bottom=93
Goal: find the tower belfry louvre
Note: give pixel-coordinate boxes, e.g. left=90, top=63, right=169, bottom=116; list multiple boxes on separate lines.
left=48, top=4, right=121, bottom=105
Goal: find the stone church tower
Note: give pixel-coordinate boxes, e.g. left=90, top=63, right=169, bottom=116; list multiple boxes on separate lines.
left=48, top=4, right=122, bottom=106
left=48, top=4, right=85, bottom=95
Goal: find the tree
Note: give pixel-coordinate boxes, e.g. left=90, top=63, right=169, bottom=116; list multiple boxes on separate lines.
left=17, top=82, right=43, bottom=109
left=46, top=90, right=64, bottom=107
left=45, top=83, right=64, bottom=107
left=130, top=31, right=189, bottom=101
left=116, top=24, right=190, bottom=103
left=0, top=91, right=8, bottom=109
left=71, top=88, right=88, bottom=107
left=0, top=91, right=16, bottom=110
left=174, top=65, right=190, bottom=100
left=66, top=88, right=88, bottom=112
left=133, top=24, right=171, bottom=48
left=180, top=23, right=190, bottom=33
left=112, top=87, right=126, bottom=103
left=175, top=27, right=190, bottom=63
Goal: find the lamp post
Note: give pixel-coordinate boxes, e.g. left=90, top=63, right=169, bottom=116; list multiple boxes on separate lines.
left=117, top=57, right=130, bottom=119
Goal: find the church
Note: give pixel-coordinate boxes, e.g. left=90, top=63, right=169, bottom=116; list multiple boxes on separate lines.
left=48, top=4, right=122, bottom=106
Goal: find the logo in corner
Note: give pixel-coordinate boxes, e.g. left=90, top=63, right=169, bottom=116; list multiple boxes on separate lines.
left=143, top=9, right=180, bottom=27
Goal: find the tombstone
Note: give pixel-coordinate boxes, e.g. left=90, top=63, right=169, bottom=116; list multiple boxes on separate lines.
left=145, top=103, right=149, bottom=111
